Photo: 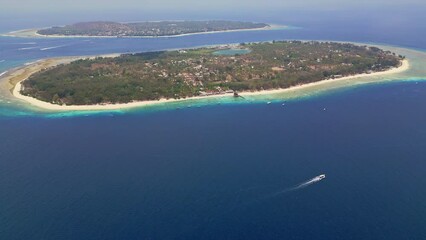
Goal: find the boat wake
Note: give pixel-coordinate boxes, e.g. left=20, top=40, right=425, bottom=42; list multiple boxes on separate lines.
left=40, top=45, right=68, bottom=51
left=241, top=174, right=326, bottom=207
left=292, top=174, right=326, bottom=190
left=18, top=47, right=38, bottom=51
left=263, top=174, right=326, bottom=199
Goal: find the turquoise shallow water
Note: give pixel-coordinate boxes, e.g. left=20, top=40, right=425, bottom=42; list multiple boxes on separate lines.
left=1, top=15, right=426, bottom=239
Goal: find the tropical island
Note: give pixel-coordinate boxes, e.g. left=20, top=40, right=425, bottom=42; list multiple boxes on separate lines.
left=35, top=20, right=270, bottom=37
left=17, top=41, right=404, bottom=107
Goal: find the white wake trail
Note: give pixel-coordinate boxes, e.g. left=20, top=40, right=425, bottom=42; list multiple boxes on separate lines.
left=293, top=175, right=326, bottom=190
left=243, top=174, right=327, bottom=207
left=18, top=47, right=39, bottom=50
left=40, top=45, right=67, bottom=51
left=264, top=174, right=326, bottom=198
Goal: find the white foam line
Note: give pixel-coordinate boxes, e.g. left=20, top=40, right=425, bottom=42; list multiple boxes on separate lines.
left=40, top=45, right=67, bottom=51
left=24, top=60, right=42, bottom=66
left=0, top=71, right=8, bottom=77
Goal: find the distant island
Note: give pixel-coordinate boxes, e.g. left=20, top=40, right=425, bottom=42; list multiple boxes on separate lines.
left=36, top=20, right=270, bottom=37
left=18, top=41, right=403, bottom=106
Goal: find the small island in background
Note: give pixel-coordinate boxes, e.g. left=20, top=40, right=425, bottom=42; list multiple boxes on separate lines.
left=36, top=20, right=270, bottom=37
left=18, top=41, right=403, bottom=106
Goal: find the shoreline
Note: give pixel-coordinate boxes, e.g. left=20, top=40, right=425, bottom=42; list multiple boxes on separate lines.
left=2, top=24, right=285, bottom=39
left=6, top=55, right=409, bottom=111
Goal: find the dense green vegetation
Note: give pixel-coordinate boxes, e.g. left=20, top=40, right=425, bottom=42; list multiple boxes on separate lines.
left=22, top=41, right=402, bottom=105
left=37, top=21, right=269, bottom=37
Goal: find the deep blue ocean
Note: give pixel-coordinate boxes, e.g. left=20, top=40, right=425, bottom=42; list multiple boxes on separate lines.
left=1, top=10, right=426, bottom=239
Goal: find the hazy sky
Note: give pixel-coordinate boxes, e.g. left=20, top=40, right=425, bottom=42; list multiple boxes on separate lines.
left=0, top=0, right=424, bottom=32
left=2, top=0, right=424, bottom=13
